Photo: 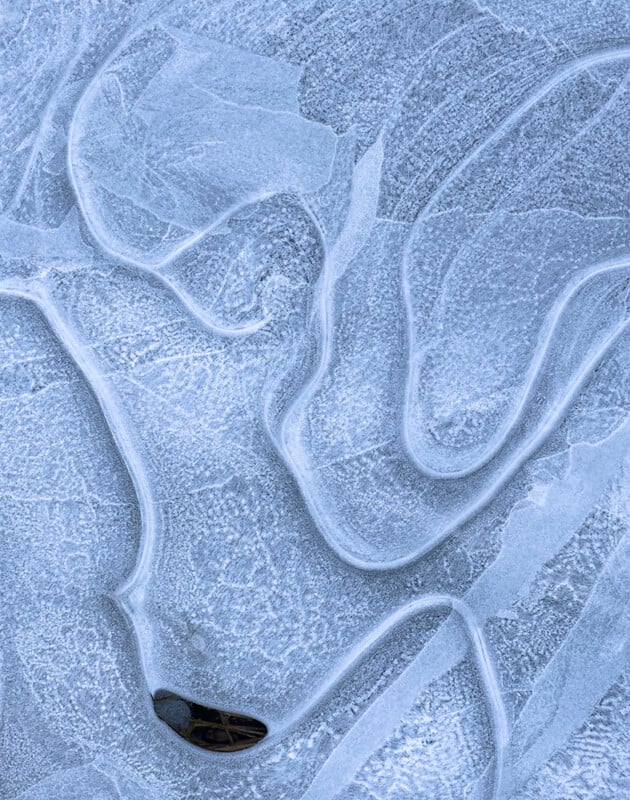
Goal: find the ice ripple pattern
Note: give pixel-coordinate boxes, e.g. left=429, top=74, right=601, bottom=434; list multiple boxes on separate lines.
left=0, top=1, right=628, bottom=799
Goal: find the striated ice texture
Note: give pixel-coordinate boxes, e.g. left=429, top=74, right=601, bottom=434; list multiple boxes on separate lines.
left=0, top=1, right=629, bottom=798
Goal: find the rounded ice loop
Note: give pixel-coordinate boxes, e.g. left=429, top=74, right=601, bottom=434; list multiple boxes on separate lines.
left=66, top=17, right=336, bottom=337
left=406, top=250, right=630, bottom=473
left=400, top=45, right=630, bottom=481
left=0, top=281, right=506, bottom=783
left=278, top=245, right=630, bottom=570
left=274, top=45, right=630, bottom=571
left=299, top=594, right=508, bottom=800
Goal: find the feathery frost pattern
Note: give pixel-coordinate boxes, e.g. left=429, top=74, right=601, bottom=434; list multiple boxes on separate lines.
left=0, top=1, right=628, bottom=798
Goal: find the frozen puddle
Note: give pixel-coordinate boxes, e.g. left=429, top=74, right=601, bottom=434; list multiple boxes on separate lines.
left=1, top=2, right=629, bottom=799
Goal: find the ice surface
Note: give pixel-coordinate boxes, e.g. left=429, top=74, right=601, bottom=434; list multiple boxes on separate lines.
left=1, top=1, right=629, bottom=798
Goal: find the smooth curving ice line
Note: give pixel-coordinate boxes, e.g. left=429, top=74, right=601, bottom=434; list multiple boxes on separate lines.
left=278, top=248, right=630, bottom=571
left=66, top=164, right=280, bottom=337
left=401, top=45, right=630, bottom=480
left=0, top=281, right=506, bottom=786
left=275, top=46, right=630, bottom=570
left=63, top=35, right=630, bottom=575
left=403, top=252, right=630, bottom=481
left=274, top=594, right=508, bottom=748
left=418, top=47, right=630, bottom=219
left=4, top=0, right=173, bottom=220
left=67, top=150, right=328, bottom=339
left=63, top=0, right=276, bottom=339
left=0, top=278, right=159, bottom=683
left=272, top=133, right=384, bottom=433
left=298, top=595, right=508, bottom=800
left=300, top=418, right=630, bottom=800
left=402, top=69, right=630, bottom=482
left=65, top=3, right=336, bottom=339
left=0, top=198, right=323, bottom=342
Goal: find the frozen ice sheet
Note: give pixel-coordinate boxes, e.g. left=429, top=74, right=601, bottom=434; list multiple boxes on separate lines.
left=1, top=1, right=628, bottom=799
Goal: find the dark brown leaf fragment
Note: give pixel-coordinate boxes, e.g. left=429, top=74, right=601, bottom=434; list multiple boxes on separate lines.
left=152, top=689, right=268, bottom=752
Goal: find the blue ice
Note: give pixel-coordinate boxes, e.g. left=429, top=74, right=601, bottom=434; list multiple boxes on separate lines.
left=1, top=1, right=628, bottom=799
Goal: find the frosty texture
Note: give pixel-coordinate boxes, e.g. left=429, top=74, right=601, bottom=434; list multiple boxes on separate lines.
left=0, top=2, right=628, bottom=799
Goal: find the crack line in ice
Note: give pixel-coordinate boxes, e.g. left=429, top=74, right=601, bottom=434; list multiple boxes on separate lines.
left=401, top=45, right=630, bottom=480
left=274, top=46, right=630, bottom=571
left=0, top=281, right=506, bottom=789
left=4, top=15, right=627, bottom=798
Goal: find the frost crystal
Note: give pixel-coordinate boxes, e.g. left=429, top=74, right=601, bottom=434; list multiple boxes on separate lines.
left=1, top=2, right=628, bottom=798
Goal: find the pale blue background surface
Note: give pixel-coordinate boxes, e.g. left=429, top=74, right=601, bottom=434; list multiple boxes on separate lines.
left=0, top=1, right=628, bottom=798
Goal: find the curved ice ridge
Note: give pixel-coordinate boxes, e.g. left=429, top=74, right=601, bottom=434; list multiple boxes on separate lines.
left=280, top=256, right=630, bottom=569
left=3, top=19, right=627, bottom=800
left=0, top=278, right=157, bottom=647
left=277, top=46, right=630, bottom=569
left=65, top=12, right=271, bottom=340
left=401, top=45, right=630, bottom=479
left=297, top=595, right=508, bottom=800
left=66, top=10, right=335, bottom=338
left=0, top=281, right=507, bottom=797
left=300, top=421, right=630, bottom=800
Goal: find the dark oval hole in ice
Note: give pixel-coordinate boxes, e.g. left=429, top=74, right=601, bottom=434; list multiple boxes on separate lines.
left=152, top=689, right=268, bottom=752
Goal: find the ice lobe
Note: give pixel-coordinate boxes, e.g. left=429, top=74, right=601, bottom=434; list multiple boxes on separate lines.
left=68, top=24, right=336, bottom=268
left=2, top=2, right=630, bottom=798
left=403, top=56, right=630, bottom=478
